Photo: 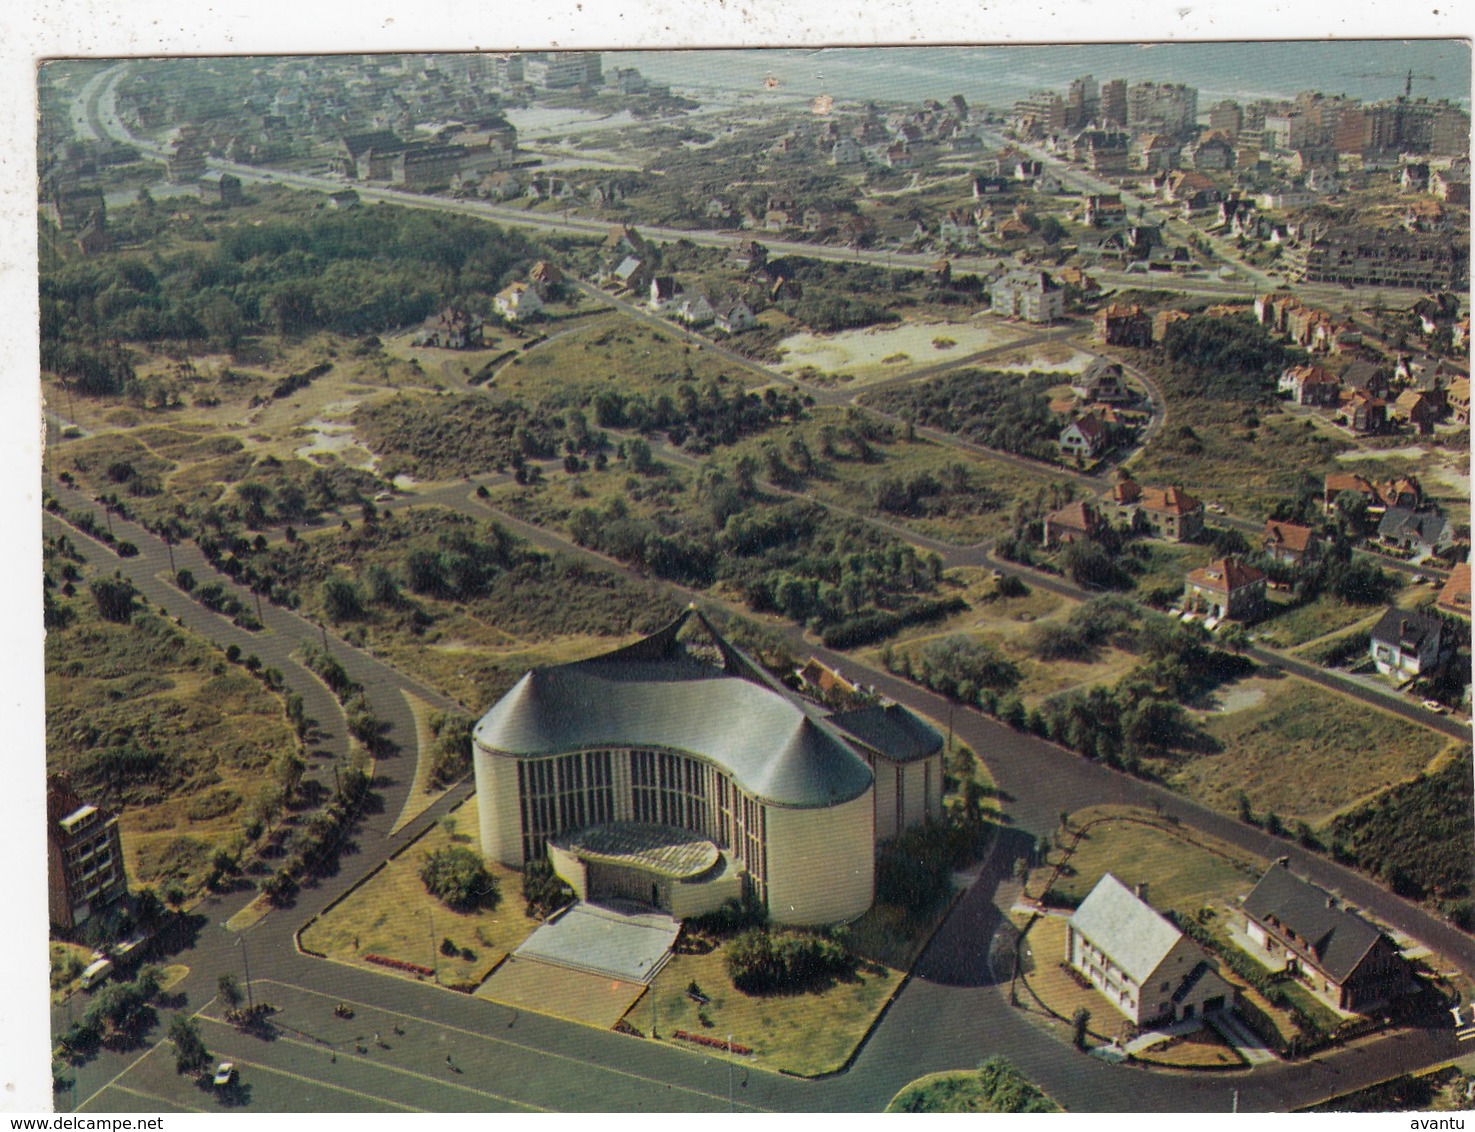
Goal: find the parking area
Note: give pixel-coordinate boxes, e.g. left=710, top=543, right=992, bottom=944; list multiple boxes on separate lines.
left=70, top=977, right=763, bottom=1114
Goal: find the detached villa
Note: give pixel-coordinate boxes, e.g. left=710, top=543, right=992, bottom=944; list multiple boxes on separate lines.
left=1241, top=862, right=1414, bottom=1014
left=473, top=610, right=944, bottom=925
left=1066, top=874, right=1232, bottom=1026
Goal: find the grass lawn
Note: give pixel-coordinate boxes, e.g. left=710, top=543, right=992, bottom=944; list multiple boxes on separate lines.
left=44, top=592, right=299, bottom=897
left=626, top=943, right=904, bottom=1076
left=1033, top=806, right=1263, bottom=918
left=1133, top=1024, right=1246, bottom=1069
left=1276, top=977, right=1350, bottom=1034
left=873, top=582, right=1140, bottom=710
left=1017, top=915, right=1124, bottom=1045
left=490, top=314, right=766, bottom=407
left=1256, top=595, right=1388, bottom=650
left=1128, top=539, right=1214, bottom=603
left=723, top=410, right=1066, bottom=546
left=298, top=795, right=544, bottom=990
left=1171, top=676, right=1456, bottom=826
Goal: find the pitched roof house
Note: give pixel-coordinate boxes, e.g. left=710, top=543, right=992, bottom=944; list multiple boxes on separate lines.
left=1377, top=507, right=1453, bottom=557
left=1184, top=557, right=1267, bottom=622
left=1369, top=606, right=1448, bottom=680
left=1072, top=358, right=1133, bottom=404
left=1137, top=486, right=1204, bottom=542
left=1043, top=501, right=1105, bottom=548
left=1095, top=304, right=1152, bottom=348
left=1067, top=874, right=1232, bottom=1025
left=1059, top=413, right=1107, bottom=459
left=1279, top=364, right=1341, bottom=407
left=494, top=282, right=543, bottom=321
left=1241, top=862, right=1414, bottom=1013
left=1260, top=520, right=1318, bottom=566
left=1436, top=562, right=1471, bottom=620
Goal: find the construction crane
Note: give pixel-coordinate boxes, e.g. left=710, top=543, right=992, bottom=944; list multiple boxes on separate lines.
left=1349, top=69, right=1438, bottom=98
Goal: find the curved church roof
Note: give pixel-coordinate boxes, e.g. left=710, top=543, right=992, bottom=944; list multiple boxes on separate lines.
left=473, top=610, right=874, bottom=809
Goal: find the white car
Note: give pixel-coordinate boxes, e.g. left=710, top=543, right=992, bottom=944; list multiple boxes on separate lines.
left=212, top=1062, right=236, bottom=1086
left=1422, top=700, right=1447, bottom=714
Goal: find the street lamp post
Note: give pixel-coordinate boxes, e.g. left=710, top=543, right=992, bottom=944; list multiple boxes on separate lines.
left=427, top=907, right=439, bottom=985
left=727, top=1034, right=734, bottom=1112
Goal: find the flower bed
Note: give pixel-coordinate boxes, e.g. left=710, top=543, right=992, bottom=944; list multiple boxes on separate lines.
left=672, top=1029, right=752, bottom=1055
left=364, top=953, right=435, bottom=977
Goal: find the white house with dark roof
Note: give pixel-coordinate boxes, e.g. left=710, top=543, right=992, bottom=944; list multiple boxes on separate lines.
left=1369, top=607, right=1447, bottom=681
left=1067, top=874, right=1232, bottom=1025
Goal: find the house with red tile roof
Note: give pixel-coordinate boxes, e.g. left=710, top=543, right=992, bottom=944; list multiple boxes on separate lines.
left=1437, top=562, right=1471, bottom=620
left=1137, top=486, right=1205, bottom=542
left=1184, top=557, right=1267, bottom=621
left=1260, top=520, right=1318, bottom=566
left=1044, top=500, right=1105, bottom=548
left=1059, top=413, right=1107, bottom=460
left=1279, top=364, right=1341, bottom=407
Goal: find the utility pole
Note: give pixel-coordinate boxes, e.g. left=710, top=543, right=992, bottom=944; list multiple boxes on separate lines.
left=428, top=907, right=438, bottom=984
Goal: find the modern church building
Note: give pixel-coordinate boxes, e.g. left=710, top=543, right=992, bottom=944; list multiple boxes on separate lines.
left=472, top=609, right=944, bottom=925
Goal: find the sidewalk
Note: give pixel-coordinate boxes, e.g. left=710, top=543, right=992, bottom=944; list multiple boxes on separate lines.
left=1206, top=1009, right=1278, bottom=1066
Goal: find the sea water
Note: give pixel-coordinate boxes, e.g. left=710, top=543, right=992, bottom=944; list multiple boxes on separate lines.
left=615, top=42, right=1471, bottom=112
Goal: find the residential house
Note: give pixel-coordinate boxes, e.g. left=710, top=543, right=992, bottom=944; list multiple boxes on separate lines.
left=327, top=189, right=361, bottom=209
left=1260, top=520, right=1318, bottom=566
left=989, top=271, right=1064, bottom=323
left=938, top=210, right=977, bottom=248
left=1436, top=562, right=1471, bottom=620
left=1191, top=133, right=1235, bottom=171
left=1138, top=486, right=1205, bottom=542
left=1183, top=557, right=1267, bottom=621
left=1066, top=874, right=1232, bottom=1026
left=1043, top=501, right=1105, bottom=547
left=1447, top=376, right=1470, bottom=424
left=731, top=239, right=768, bottom=270
left=48, top=775, right=129, bottom=931
left=494, top=282, right=543, bottom=321
left=1241, top=861, right=1414, bottom=1014
left=1072, top=358, right=1134, bottom=404
left=1340, top=360, right=1392, bottom=402
left=1377, top=507, right=1454, bottom=558
left=1102, top=475, right=1143, bottom=519
left=831, top=137, right=864, bottom=165
left=1391, top=389, right=1442, bottom=436
left=648, top=275, right=679, bottom=311
left=1085, top=193, right=1128, bottom=227
left=1400, top=162, right=1431, bottom=193
left=611, top=256, right=648, bottom=292
left=1431, top=169, right=1471, bottom=206
left=764, top=209, right=792, bottom=232
left=1279, top=364, right=1341, bottom=406
left=603, top=225, right=646, bottom=262
left=674, top=293, right=715, bottom=327
left=1095, top=305, right=1152, bottom=348
left=414, top=307, right=483, bottom=349
left=712, top=297, right=756, bottom=335
left=334, top=129, right=403, bottom=178
left=1059, top=413, right=1107, bottom=460
left=200, top=171, right=244, bottom=206
left=1153, top=309, right=1192, bottom=344
left=1343, top=390, right=1389, bottom=435
left=528, top=261, right=564, bottom=300
left=1323, top=473, right=1382, bottom=512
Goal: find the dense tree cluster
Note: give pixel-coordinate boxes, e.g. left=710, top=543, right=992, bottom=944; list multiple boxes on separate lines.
left=42, top=208, right=546, bottom=368
left=419, top=847, right=500, bottom=912
left=862, top=370, right=1063, bottom=460
left=591, top=380, right=807, bottom=451
left=1158, top=314, right=1296, bottom=401
left=723, top=928, right=856, bottom=994
left=1330, top=748, right=1473, bottom=920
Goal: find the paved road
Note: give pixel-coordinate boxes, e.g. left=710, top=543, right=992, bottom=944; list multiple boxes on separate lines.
left=45, top=469, right=1473, bottom=1114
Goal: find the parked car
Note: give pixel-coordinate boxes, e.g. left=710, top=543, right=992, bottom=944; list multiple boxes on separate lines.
left=212, top=1062, right=236, bottom=1087
left=1422, top=700, right=1446, bottom=714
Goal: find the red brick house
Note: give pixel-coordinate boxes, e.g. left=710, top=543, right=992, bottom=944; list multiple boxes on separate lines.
left=1044, top=500, right=1105, bottom=547
left=1184, top=557, right=1266, bottom=621
left=1260, top=520, right=1318, bottom=566
left=1241, top=862, right=1414, bottom=1014
left=1137, top=486, right=1205, bottom=542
